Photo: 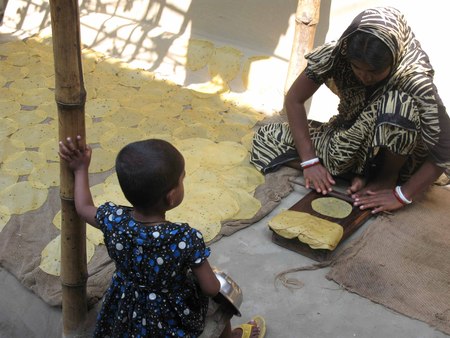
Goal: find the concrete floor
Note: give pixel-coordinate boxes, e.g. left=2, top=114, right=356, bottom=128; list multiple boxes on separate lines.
left=1, top=1, right=449, bottom=337
left=1, top=186, right=448, bottom=337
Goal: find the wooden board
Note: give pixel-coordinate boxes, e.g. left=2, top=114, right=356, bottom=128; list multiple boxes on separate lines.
left=271, top=190, right=372, bottom=261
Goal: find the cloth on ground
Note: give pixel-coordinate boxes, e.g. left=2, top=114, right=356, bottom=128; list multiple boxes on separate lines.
left=0, top=186, right=115, bottom=307
left=326, top=185, right=450, bottom=335
left=0, top=163, right=298, bottom=309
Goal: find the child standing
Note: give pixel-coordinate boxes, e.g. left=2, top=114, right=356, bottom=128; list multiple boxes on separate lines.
left=59, top=136, right=264, bottom=338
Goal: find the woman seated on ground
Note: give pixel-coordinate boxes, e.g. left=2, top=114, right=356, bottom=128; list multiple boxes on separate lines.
left=251, top=6, right=450, bottom=214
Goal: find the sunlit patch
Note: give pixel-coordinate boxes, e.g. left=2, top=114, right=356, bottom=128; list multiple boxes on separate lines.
left=1, top=37, right=268, bottom=256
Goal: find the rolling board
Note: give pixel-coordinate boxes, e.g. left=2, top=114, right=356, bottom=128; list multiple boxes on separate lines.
left=271, top=190, right=373, bottom=262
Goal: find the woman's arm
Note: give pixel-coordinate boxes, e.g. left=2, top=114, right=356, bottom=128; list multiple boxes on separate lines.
left=285, top=71, right=336, bottom=193
left=355, top=160, right=444, bottom=213
left=191, top=259, right=220, bottom=297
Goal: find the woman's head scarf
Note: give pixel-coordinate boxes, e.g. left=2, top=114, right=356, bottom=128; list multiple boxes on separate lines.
left=305, top=7, right=450, bottom=169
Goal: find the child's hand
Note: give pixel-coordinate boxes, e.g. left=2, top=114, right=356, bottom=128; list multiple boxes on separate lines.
left=59, top=135, right=92, bottom=172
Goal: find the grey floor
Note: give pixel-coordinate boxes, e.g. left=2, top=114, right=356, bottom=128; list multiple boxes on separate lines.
left=1, top=185, right=448, bottom=337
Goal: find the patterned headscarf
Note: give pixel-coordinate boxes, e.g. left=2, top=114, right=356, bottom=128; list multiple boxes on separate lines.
left=305, top=7, right=450, bottom=168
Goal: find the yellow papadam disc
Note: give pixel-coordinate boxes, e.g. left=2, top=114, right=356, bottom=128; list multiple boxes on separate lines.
left=89, top=147, right=116, bottom=173
left=0, top=40, right=27, bottom=56
left=26, top=61, right=54, bottom=78
left=116, top=67, right=154, bottom=87
left=28, top=162, right=60, bottom=188
left=227, top=188, right=261, bottom=220
left=38, top=138, right=59, bottom=162
left=138, top=116, right=185, bottom=135
left=179, top=107, right=223, bottom=126
left=86, top=98, right=120, bottom=118
left=3, top=150, right=47, bottom=175
left=99, top=127, right=146, bottom=152
left=240, top=132, right=255, bottom=151
left=0, top=63, right=29, bottom=81
left=4, top=51, right=40, bottom=67
left=14, top=109, right=47, bottom=128
left=212, top=123, right=251, bottom=143
left=0, top=118, right=19, bottom=138
left=187, top=80, right=229, bottom=97
left=0, top=87, right=23, bottom=103
left=88, top=121, right=117, bottom=144
left=0, top=211, right=11, bottom=232
left=0, top=100, right=21, bottom=119
left=311, top=197, right=353, bottom=219
left=102, top=107, right=145, bottom=128
left=167, top=205, right=221, bottom=243
left=202, top=141, right=248, bottom=167
left=208, top=46, right=243, bottom=83
left=39, top=234, right=96, bottom=276
left=0, top=138, right=25, bottom=163
left=174, top=137, right=215, bottom=165
left=10, top=123, right=56, bottom=148
left=141, top=102, right=183, bottom=118
left=221, top=107, right=260, bottom=127
left=185, top=39, right=214, bottom=71
left=173, top=123, right=214, bottom=140
left=0, top=181, right=48, bottom=215
left=138, top=80, right=177, bottom=102
left=10, top=75, right=52, bottom=91
left=95, top=84, right=135, bottom=101
left=268, top=210, right=344, bottom=250
left=0, top=170, right=18, bottom=191
left=37, top=103, right=58, bottom=118
left=219, top=166, right=264, bottom=193
left=19, top=87, right=54, bottom=106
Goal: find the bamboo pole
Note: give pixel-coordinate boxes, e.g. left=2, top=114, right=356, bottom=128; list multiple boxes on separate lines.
left=49, top=0, right=88, bottom=336
left=284, top=0, right=321, bottom=93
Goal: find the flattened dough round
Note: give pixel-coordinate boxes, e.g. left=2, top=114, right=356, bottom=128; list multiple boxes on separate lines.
left=311, top=197, right=352, bottom=219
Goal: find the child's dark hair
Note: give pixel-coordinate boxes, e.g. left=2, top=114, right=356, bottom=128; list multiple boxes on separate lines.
left=115, top=139, right=184, bottom=209
left=346, top=31, right=393, bottom=71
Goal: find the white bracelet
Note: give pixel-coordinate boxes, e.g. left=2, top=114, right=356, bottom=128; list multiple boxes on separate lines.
left=300, top=157, right=320, bottom=168
left=395, top=186, right=412, bottom=204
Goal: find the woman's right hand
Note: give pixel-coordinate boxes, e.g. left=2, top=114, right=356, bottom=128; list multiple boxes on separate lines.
left=303, top=163, right=335, bottom=194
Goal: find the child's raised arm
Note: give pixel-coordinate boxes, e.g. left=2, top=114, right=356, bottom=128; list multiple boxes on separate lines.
left=59, top=136, right=98, bottom=228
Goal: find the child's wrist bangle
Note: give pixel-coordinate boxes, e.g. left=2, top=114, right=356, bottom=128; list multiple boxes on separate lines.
left=393, top=186, right=412, bottom=205
left=300, top=157, right=320, bottom=169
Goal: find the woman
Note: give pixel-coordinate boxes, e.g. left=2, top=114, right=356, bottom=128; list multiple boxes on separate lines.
left=251, top=7, right=450, bottom=213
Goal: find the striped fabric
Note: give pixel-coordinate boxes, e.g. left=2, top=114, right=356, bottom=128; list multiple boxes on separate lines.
left=251, top=7, right=450, bottom=181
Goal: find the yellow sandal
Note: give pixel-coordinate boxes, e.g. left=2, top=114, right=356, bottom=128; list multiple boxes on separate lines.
left=237, top=316, right=266, bottom=338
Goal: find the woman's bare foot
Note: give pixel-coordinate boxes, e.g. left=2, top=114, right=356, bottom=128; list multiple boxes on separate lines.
left=347, top=175, right=366, bottom=195
left=231, top=320, right=261, bottom=338
left=350, top=149, right=407, bottom=197
left=348, top=174, right=398, bottom=196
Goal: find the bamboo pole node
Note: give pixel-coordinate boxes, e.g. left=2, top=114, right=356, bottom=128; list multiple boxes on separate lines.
left=56, top=101, right=86, bottom=110
left=59, top=195, right=75, bottom=202
left=60, top=280, right=87, bottom=288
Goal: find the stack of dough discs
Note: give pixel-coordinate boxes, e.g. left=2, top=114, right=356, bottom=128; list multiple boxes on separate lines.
left=268, top=210, right=344, bottom=250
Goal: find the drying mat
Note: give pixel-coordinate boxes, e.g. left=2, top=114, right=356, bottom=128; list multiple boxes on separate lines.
left=326, top=186, right=450, bottom=335
left=0, top=166, right=298, bottom=307
left=0, top=185, right=115, bottom=308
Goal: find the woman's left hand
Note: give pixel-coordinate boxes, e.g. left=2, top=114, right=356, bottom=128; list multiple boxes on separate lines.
left=353, top=189, right=404, bottom=214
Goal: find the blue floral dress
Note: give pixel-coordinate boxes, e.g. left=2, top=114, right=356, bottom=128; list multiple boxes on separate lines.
left=93, top=202, right=211, bottom=338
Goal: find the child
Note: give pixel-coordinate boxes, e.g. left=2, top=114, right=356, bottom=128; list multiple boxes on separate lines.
left=59, top=136, right=265, bottom=338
